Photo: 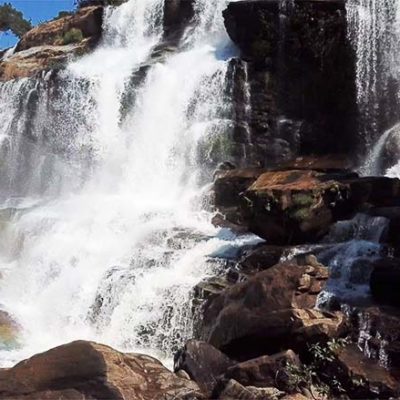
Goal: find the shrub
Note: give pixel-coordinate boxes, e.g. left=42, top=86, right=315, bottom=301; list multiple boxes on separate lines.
left=62, top=28, right=83, bottom=45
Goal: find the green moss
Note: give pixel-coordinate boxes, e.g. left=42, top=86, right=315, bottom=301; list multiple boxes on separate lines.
left=201, top=133, right=234, bottom=163
left=292, top=193, right=315, bottom=207
left=62, top=28, right=83, bottom=45
left=290, top=207, right=312, bottom=221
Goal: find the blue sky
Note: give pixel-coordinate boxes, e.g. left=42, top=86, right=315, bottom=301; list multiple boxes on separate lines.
left=1, top=0, right=75, bottom=49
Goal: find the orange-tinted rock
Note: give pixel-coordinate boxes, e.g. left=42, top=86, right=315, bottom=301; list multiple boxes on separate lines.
left=16, top=7, right=103, bottom=52
left=0, top=340, right=203, bottom=400
left=0, top=43, right=91, bottom=81
left=198, top=259, right=348, bottom=360
left=214, top=168, right=400, bottom=244
left=0, top=7, right=103, bottom=81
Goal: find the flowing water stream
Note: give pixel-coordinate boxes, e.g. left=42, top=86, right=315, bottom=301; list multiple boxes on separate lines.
left=0, top=0, right=262, bottom=367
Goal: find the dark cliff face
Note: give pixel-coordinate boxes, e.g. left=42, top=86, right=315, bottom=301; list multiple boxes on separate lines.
left=163, top=0, right=195, bottom=43
left=224, top=0, right=358, bottom=167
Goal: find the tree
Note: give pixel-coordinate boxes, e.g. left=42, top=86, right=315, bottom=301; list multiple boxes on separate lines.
left=0, top=3, right=32, bottom=38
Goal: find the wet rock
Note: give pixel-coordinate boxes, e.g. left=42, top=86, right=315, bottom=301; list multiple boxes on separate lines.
left=224, top=350, right=300, bottom=389
left=370, top=258, right=400, bottom=307
left=193, top=276, right=234, bottom=303
left=238, top=245, right=287, bottom=275
left=367, top=206, right=400, bottom=254
left=223, top=0, right=358, bottom=164
left=330, top=344, right=400, bottom=398
left=198, top=260, right=348, bottom=360
left=0, top=340, right=203, bottom=399
left=212, top=168, right=265, bottom=232
left=174, top=340, right=235, bottom=396
left=213, top=168, right=266, bottom=209
left=215, top=168, right=400, bottom=244
left=279, top=155, right=355, bottom=173
left=356, top=307, right=400, bottom=370
left=163, top=0, right=195, bottom=43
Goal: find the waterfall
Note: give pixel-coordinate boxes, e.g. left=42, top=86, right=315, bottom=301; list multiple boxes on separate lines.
left=317, top=214, right=389, bottom=309
left=0, top=0, right=258, bottom=367
left=346, top=0, right=400, bottom=146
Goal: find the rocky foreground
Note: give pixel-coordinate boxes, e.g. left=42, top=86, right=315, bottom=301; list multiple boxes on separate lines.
left=0, top=160, right=399, bottom=399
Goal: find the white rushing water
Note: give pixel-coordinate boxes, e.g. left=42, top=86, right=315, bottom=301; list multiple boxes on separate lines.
left=317, top=214, right=388, bottom=308
left=346, top=0, right=400, bottom=145
left=0, top=0, right=260, bottom=367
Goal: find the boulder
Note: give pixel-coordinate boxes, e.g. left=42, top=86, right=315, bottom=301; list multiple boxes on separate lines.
left=174, top=340, right=235, bottom=396
left=370, top=258, right=400, bottom=307
left=224, top=350, right=300, bottom=389
left=329, top=344, right=400, bottom=398
left=213, top=168, right=266, bottom=210
left=237, top=245, right=287, bottom=275
left=198, top=259, right=348, bottom=360
left=0, top=340, right=203, bottom=399
left=214, top=168, right=400, bottom=244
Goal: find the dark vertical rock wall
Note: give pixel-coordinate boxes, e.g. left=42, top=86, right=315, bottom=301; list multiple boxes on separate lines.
left=224, top=0, right=358, bottom=167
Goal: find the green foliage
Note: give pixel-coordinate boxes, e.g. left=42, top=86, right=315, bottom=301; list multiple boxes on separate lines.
left=0, top=3, right=32, bottom=38
left=55, top=11, right=74, bottom=20
left=62, top=28, right=83, bottom=45
left=285, top=338, right=350, bottom=397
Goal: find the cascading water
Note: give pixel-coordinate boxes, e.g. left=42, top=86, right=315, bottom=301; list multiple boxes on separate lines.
left=346, top=0, right=400, bottom=147
left=0, top=0, right=258, bottom=367
left=316, top=213, right=389, bottom=309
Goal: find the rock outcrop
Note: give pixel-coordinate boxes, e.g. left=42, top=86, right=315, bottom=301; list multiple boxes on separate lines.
left=223, top=0, right=358, bottom=167
left=15, top=7, right=103, bottom=52
left=0, top=7, right=103, bottom=81
left=174, top=340, right=235, bottom=397
left=197, top=258, right=348, bottom=360
left=214, top=166, right=400, bottom=244
left=223, top=350, right=300, bottom=388
left=0, top=340, right=203, bottom=400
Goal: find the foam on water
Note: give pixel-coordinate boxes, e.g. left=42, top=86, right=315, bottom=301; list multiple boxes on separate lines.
left=0, top=0, right=253, bottom=367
